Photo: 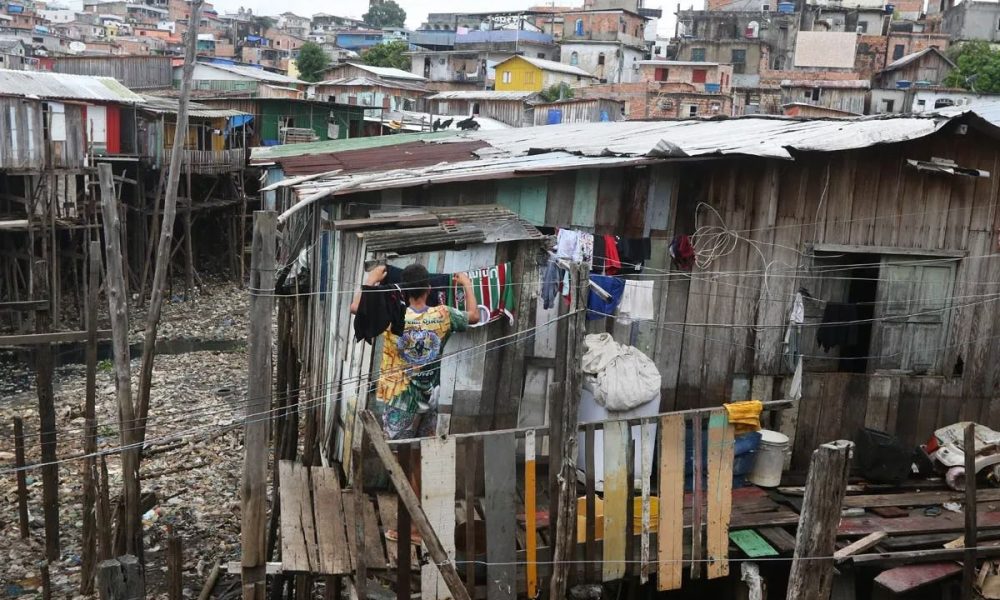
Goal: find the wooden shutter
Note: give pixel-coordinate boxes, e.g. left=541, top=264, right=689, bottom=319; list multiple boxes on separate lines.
left=872, top=256, right=955, bottom=373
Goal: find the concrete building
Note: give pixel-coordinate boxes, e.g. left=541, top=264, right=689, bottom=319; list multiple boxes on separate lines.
left=637, top=60, right=733, bottom=93
left=941, top=1, right=1000, bottom=42
left=675, top=9, right=799, bottom=73
left=561, top=9, right=649, bottom=83
left=277, top=12, right=310, bottom=38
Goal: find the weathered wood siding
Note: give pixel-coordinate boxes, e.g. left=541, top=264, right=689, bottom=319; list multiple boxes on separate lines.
left=320, top=123, right=1000, bottom=467
left=0, top=98, right=86, bottom=170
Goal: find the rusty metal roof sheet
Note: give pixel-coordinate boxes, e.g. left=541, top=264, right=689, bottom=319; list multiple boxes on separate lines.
left=427, top=90, right=538, bottom=101
left=275, top=139, right=491, bottom=176
left=139, top=94, right=249, bottom=118
left=356, top=204, right=542, bottom=252
left=0, top=68, right=145, bottom=103
left=276, top=111, right=1000, bottom=224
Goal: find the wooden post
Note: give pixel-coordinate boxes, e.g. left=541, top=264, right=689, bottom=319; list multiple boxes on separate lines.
left=168, top=531, right=183, bottom=600
left=397, top=444, right=412, bottom=600
left=963, top=422, right=977, bottom=600
left=81, top=239, right=101, bottom=594
left=351, top=411, right=367, bottom=600
left=96, top=559, right=124, bottom=600
left=549, top=263, right=587, bottom=600
left=13, top=416, right=29, bottom=539
left=33, top=257, right=59, bottom=562
left=99, top=163, right=142, bottom=561
left=360, top=411, right=472, bottom=600
left=97, top=455, right=113, bottom=561
left=96, top=556, right=144, bottom=600
left=133, top=0, right=203, bottom=445
left=241, top=210, right=276, bottom=600
left=184, top=170, right=195, bottom=298
left=786, top=440, right=852, bottom=600
left=40, top=562, right=51, bottom=600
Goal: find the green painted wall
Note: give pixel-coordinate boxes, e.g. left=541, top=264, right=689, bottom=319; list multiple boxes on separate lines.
left=259, top=100, right=363, bottom=145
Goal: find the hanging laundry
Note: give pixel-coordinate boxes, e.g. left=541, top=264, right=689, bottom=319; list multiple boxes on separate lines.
left=789, top=292, right=805, bottom=325
left=541, top=258, right=562, bottom=310
left=816, top=302, right=860, bottom=351
left=556, top=228, right=580, bottom=259
left=618, top=238, right=652, bottom=272
left=618, top=279, right=655, bottom=321
left=783, top=292, right=805, bottom=373
left=354, top=284, right=405, bottom=342
left=448, top=262, right=516, bottom=327
left=576, top=231, right=594, bottom=265
left=592, top=234, right=607, bottom=274
left=669, top=234, right=695, bottom=271
left=586, top=275, right=626, bottom=320
left=723, top=400, right=763, bottom=436
left=386, top=265, right=450, bottom=307
left=602, top=234, right=621, bottom=275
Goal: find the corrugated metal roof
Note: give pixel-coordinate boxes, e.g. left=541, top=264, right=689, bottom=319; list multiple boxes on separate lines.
left=427, top=90, right=538, bottom=101
left=358, top=204, right=542, bottom=251
left=882, top=47, right=955, bottom=73
left=314, top=76, right=428, bottom=93
left=276, top=111, right=1000, bottom=223
left=139, top=94, right=250, bottom=118
left=335, top=62, right=426, bottom=81
left=780, top=79, right=870, bottom=89
left=275, top=139, right=490, bottom=176
left=250, top=131, right=459, bottom=162
left=496, top=55, right=597, bottom=78
left=195, top=62, right=304, bottom=85
left=454, top=115, right=946, bottom=160
left=0, top=68, right=145, bottom=103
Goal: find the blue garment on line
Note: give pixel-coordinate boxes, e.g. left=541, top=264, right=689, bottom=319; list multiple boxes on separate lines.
left=586, top=275, right=625, bottom=320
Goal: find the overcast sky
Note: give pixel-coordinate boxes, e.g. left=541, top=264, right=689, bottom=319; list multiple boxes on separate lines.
left=204, top=0, right=679, bottom=35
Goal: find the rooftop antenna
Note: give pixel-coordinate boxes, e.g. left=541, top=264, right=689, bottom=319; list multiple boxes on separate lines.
left=966, top=73, right=979, bottom=94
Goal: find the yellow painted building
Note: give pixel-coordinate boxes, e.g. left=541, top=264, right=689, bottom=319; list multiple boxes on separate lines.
left=494, top=55, right=598, bottom=92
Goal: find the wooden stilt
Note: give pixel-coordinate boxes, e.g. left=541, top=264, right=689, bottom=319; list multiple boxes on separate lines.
left=184, top=169, right=194, bottom=298
left=13, top=416, right=29, bottom=539
left=97, top=455, right=113, bottom=561
left=80, top=239, right=101, bottom=594
left=786, top=441, right=852, bottom=600
left=99, top=163, right=141, bottom=562
left=168, top=531, right=183, bottom=600
left=33, top=255, right=59, bottom=562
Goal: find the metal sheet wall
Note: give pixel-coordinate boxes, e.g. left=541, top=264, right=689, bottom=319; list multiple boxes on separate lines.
left=49, top=56, right=173, bottom=89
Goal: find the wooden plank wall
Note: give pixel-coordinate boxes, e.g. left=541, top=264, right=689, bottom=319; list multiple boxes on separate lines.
left=329, top=124, right=1000, bottom=468
left=655, top=128, right=1000, bottom=468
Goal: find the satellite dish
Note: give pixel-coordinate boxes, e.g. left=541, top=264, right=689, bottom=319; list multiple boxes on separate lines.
left=69, top=41, right=86, bottom=53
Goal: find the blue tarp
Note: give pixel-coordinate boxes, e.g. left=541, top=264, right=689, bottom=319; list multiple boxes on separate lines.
left=225, top=114, right=253, bottom=133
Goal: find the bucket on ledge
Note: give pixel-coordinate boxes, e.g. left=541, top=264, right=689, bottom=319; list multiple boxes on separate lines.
left=748, top=429, right=789, bottom=487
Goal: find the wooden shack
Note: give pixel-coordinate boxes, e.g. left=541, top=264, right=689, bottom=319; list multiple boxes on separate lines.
left=245, top=111, right=1000, bottom=599
left=260, top=111, right=1000, bottom=470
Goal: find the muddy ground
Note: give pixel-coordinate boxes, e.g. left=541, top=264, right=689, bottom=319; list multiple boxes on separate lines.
left=1, top=281, right=255, bottom=599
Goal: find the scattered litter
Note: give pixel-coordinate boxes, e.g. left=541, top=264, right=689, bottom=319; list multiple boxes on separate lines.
left=943, top=501, right=963, bottom=513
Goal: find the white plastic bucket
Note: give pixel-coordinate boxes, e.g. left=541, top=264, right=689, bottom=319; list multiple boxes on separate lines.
left=748, top=429, right=790, bottom=488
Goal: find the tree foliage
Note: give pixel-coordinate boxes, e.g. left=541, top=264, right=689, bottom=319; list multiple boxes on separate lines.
left=363, top=0, right=406, bottom=28
left=538, top=82, right=575, bottom=103
left=295, top=42, right=330, bottom=82
left=362, top=40, right=410, bottom=70
left=943, top=41, right=1000, bottom=93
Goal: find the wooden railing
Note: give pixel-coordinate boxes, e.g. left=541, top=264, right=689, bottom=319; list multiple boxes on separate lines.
left=180, top=148, right=245, bottom=174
